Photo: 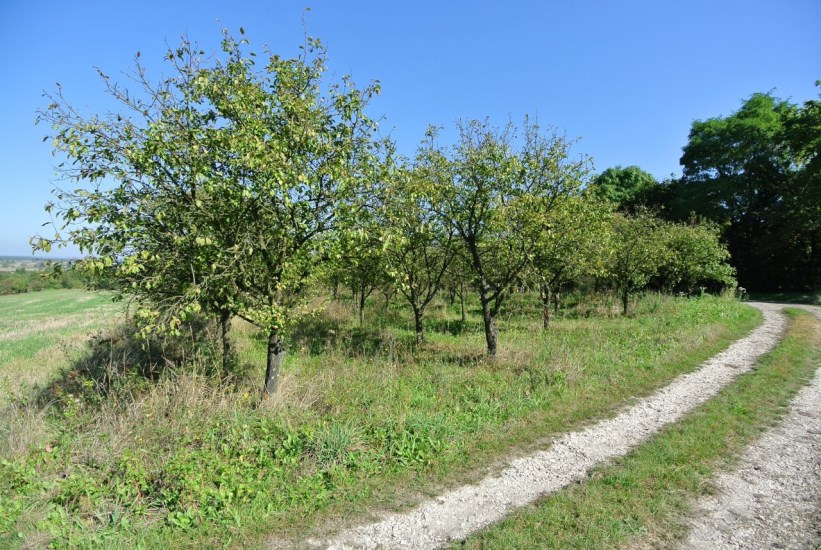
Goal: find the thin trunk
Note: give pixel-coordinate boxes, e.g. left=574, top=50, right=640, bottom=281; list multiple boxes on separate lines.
left=449, top=287, right=456, bottom=307
left=413, top=305, right=424, bottom=345
left=351, top=285, right=358, bottom=315
left=359, top=286, right=366, bottom=329
left=383, top=289, right=392, bottom=311
left=220, top=310, right=232, bottom=372
left=622, top=288, right=630, bottom=315
left=459, top=280, right=467, bottom=322
left=332, top=281, right=339, bottom=300
left=481, top=297, right=498, bottom=356
left=262, top=330, right=284, bottom=398
left=541, top=282, right=551, bottom=329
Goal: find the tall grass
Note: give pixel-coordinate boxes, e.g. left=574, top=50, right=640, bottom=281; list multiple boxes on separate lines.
left=0, top=291, right=760, bottom=548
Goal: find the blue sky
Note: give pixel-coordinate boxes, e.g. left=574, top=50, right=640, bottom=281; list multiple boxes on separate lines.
left=1, top=0, right=819, bottom=256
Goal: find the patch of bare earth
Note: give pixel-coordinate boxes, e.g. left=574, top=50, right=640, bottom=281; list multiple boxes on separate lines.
left=282, top=303, right=786, bottom=549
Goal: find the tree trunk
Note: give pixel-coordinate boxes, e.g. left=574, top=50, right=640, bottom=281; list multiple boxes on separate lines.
left=262, top=330, right=285, bottom=398
left=351, top=285, right=358, bottom=315
left=541, top=282, right=551, bottom=329
left=459, top=280, right=467, bottom=321
left=220, top=309, right=232, bottom=372
left=358, top=286, right=366, bottom=329
left=413, top=305, right=424, bottom=345
left=481, top=298, right=498, bottom=356
left=622, top=288, right=630, bottom=316
left=332, top=281, right=339, bottom=300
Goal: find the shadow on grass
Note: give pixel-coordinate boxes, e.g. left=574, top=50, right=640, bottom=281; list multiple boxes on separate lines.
left=34, top=318, right=229, bottom=411
left=748, top=291, right=821, bottom=306
left=289, top=314, right=421, bottom=361
left=424, top=318, right=479, bottom=337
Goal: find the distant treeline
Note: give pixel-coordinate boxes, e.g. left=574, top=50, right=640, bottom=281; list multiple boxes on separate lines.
left=591, top=88, right=821, bottom=292
left=0, top=268, right=86, bottom=295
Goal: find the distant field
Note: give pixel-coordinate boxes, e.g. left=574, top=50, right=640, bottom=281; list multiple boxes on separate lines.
left=0, top=257, right=50, bottom=272
left=0, top=289, right=121, bottom=406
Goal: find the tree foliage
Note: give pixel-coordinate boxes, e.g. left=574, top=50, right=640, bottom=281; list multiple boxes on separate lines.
left=673, top=90, right=819, bottom=290
left=589, top=165, right=657, bottom=211
left=529, top=193, right=612, bottom=327
left=434, top=118, right=591, bottom=354
left=381, top=149, right=454, bottom=344
left=35, top=30, right=383, bottom=396
left=604, top=212, right=668, bottom=315
left=657, top=220, right=736, bottom=294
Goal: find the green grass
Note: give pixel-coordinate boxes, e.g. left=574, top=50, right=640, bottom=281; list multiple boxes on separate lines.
left=0, top=292, right=761, bottom=548
left=0, top=289, right=121, bottom=407
left=458, top=308, right=820, bottom=549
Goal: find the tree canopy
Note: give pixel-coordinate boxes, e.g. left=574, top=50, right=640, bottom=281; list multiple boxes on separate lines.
left=589, top=165, right=657, bottom=211
left=433, top=118, right=591, bottom=355
left=671, top=89, right=820, bottom=290
left=35, top=30, right=384, bottom=396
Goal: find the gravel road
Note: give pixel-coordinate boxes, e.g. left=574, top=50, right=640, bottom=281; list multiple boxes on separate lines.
left=681, top=304, right=821, bottom=550
left=301, top=303, right=789, bottom=549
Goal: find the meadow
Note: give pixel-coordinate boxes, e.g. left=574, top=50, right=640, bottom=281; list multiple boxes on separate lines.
left=0, top=289, right=762, bottom=547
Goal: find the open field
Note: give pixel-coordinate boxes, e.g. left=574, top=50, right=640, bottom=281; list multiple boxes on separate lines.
left=0, top=289, right=122, bottom=407
left=0, top=291, right=763, bottom=548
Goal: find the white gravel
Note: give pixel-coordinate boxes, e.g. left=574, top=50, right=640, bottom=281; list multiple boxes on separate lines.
left=681, top=304, right=821, bottom=550
left=303, top=303, right=787, bottom=550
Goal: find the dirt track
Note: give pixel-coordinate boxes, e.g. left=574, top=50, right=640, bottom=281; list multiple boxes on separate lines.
left=299, top=303, right=807, bottom=549
left=681, top=303, right=821, bottom=550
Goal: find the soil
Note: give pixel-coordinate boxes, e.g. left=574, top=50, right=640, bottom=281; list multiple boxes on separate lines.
left=298, top=303, right=795, bottom=549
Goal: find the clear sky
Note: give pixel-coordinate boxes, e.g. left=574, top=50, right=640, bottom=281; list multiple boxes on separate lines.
left=1, top=0, right=819, bottom=256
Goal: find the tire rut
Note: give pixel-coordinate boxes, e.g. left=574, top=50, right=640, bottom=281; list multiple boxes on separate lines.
left=680, top=303, right=821, bottom=550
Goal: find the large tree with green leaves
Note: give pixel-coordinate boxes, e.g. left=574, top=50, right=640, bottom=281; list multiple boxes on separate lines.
left=433, top=118, right=591, bottom=355
left=34, top=30, right=383, bottom=397
left=783, top=83, right=821, bottom=289
left=589, top=165, right=657, bottom=212
left=529, top=193, right=612, bottom=328
left=675, top=92, right=805, bottom=290
left=381, top=153, right=455, bottom=344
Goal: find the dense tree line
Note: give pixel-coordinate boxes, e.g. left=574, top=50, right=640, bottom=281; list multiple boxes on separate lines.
left=33, top=30, right=737, bottom=396
left=592, top=86, right=821, bottom=292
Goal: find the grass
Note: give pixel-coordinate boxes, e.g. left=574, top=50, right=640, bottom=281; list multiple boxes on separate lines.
left=0, top=289, right=121, bottom=407
left=458, top=308, right=821, bottom=549
left=0, top=291, right=761, bottom=548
